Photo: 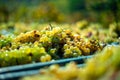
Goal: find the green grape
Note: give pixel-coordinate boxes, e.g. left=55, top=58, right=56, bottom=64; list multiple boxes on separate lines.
left=63, top=44, right=69, bottom=49
left=73, top=53, right=78, bottom=57
left=65, top=49, right=71, bottom=55
left=49, top=48, right=56, bottom=54
left=40, top=56, right=46, bottom=62
left=40, top=35, right=50, bottom=43
left=40, top=54, right=51, bottom=62
left=39, top=47, right=46, bottom=54
left=0, top=36, right=12, bottom=49
left=45, top=54, right=52, bottom=61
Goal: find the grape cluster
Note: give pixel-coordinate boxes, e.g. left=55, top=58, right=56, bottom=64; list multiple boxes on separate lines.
left=14, top=30, right=40, bottom=43
left=0, top=26, right=102, bottom=67
left=0, top=35, right=13, bottom=49
left=0, top=46, right=52, bottom=67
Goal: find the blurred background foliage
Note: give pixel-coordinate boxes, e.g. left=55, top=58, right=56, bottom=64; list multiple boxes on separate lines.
left=0, top=0, right=120, bottom=25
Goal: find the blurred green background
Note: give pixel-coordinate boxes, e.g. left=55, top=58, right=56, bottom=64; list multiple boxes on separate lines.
left=0, top=0, right=120, bottom=25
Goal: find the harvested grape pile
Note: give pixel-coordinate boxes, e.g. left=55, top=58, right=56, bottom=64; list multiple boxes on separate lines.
left=0, top=26, right=102, bottom=67
left=0, top=21, right=119, bottom=43
left=21, top=45, right=120, bottom=80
